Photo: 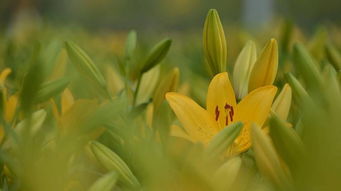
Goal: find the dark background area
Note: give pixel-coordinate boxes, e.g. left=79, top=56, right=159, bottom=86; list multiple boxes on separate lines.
left=0, top=0, right=340, bottom=32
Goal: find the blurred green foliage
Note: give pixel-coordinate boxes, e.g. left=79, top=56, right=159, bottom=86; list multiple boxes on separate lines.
left=0, top=6, right=340, bottom=191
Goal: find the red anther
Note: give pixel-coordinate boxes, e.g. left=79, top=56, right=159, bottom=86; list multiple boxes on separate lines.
left=215, top=106, right=220, bottom=121
left=224, top=103, right=234, bottom=125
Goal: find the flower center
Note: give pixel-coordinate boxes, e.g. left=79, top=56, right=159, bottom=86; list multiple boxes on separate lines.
left=215, top=103, right=234, bottom=126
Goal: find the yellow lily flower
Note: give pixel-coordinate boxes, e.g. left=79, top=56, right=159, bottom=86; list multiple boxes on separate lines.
left=166, top=72, right=277, bottom=153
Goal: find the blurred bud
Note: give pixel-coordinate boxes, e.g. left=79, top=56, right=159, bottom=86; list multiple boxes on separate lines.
left=269, top=114, right=305, bottom=169
left=323, top=64, right=341, bottom=98
left=141, top=38, right=172, bottom=74
left=105, top=65, right=124, bottom=97
left=125, top=30, right=137, bottom=61
left=0, top=68, right=11, bottom=86
left=136, top=65, right=160, bottom=105
left=153, top=67, right=180, bottom=110
left=206, top=122, right=243, bottom=156
left=65, top=42, right=110, bottom=98
left=279, top=20, right=294, bottom=54
left=249, top=39, right=278, bottom=91
left=251, top=123, right=293, bottom=190
left=90, top=141, right=140, bottom=188
left=35, top=77, right=69, bottom=103
left=293, top=43, right=323, bottom=91
left=88, top=171, right=118, bottom=191
left=203, top=9, right=227, bottom=75
left=233, top=41, right=257, bottom=99
left=213, top=157, right=242, bottom=190
left=325, top=43, right=341, bottom=70
left=308, top=27, right=327, bottom=62
left=4, top=95, right=18, bottom=123
left=15, top=109, right=47, bottom=136
left=61, top=88, right=74, bottom=114
left=285, top=73, right=309, bottom=104
left=271, top=84, right=292, bottom=120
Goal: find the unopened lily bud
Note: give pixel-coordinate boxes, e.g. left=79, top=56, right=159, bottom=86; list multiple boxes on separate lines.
left=285, top=73, right=309, bottom=104
left=35, top=77, right=69, bottom=103
left=325, top=43, right=341, bottom=70
left=233, top=41, right=257, bottom=99
left=141, top=38, right=172, bottom=74
left=205, top=122, right=243, bottom=156
left=293, top=43, right=323, bottom=91
left=153, top=67, right=179, bottom=110
left=88, top=171, right=118, bottom=191
left=90, top=141, right=140, bottom=188
left=213, top=157, right=242, bottom=190
left=249, top=39, right=278, bottom=91
left=124, top=30, right=137, bottom=61
left=269, top=114, right=305, bottom=169
left=203, top=9, right=227, bottom=75
left=272, top=84, right=292, bottom=120
left=136, top=65, right=160, bottom=105
left=323, top=64, right=341, bottom=97
left=251, top=124, right=292, bottom=190
left=65, top=42, right=110, bottom=98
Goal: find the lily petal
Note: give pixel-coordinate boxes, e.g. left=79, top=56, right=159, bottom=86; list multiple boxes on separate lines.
left=4, top=95, right=18, bottom=123
left=206, top=72, right=237, bottom=129
left=166, top=92, right=218, bottom=144
left=234, top=85, right=277, bottom=152
left=170, top=125, right=195, bottom=142
left=0, top=68, right=11, bottom=85
left=249, top=39, right=278, bottom=91
left=272, top=84, right=292, bottom=120
left=62, top=88, right=75, bottom=114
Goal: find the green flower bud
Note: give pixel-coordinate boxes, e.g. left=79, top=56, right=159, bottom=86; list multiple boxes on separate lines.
left=213, top=157, right=241, bottom=190
left=203, top=9, right=227, bottom=75
left=88, top=171, right=118, bottom=191
left=293, top=43, right=323, bottom=91
left=251, top=123, right=293, bottom=190
left=141, top=38, right=172, bottom=74
left=285, top=73, right=309, bottom=104
left=233, top=41, right=257, bottom=99
left=325, top=43, right=341, bottom=71
left=65, top=41, right=110, bottom=98
left=35, top=77, right=69, bottom=103
left=153, top=67, right=180, bottom=111
left=90, top=141, right=140, bottom=188
left=269, top=113, right=305, bottom=169
left=205, top=122, right=243, bottom=156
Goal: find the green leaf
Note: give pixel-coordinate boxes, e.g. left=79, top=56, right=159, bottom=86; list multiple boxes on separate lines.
left=35, top=77, right=69, bottom=103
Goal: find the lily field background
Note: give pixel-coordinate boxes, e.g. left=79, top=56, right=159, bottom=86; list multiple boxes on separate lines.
left=0, top=0, right=341, bottom=191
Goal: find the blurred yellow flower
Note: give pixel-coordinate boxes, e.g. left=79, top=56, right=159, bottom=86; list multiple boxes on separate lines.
left=166, top=72, right=277, bottom=153
left=0, top=68, right=18, bottom=141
